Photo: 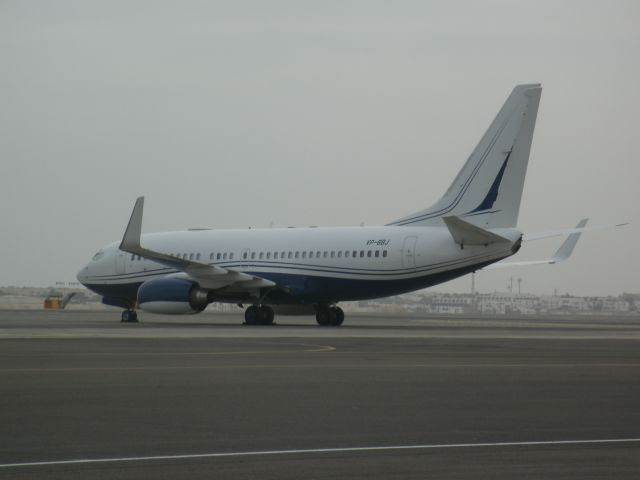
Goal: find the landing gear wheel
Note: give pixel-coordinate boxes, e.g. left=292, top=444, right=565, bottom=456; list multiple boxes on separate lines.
left=245, top=305, right=275, bottom=325
left=244, top=305, right=261, bottom=325
left=316, top=306, right=344, bottom=326
left=259, top=305, right=275, bottom=325
left=121, top=310, right=138, bottom=323
left=331, top=306, right=344, bottom=326
left=315, top=306, right=334, bottom=326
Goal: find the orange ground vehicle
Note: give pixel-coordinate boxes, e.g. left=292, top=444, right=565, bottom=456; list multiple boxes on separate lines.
left=43, top=292, right=75, bottom=309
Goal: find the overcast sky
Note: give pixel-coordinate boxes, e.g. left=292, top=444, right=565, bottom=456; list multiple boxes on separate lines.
left=1, top=0, right=638, bottom=296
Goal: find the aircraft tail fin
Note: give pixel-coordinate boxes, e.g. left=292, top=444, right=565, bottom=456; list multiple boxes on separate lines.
left=388, top=84, right=542, bottom=228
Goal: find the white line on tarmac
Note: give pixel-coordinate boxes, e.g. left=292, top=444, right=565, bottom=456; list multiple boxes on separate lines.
left=1, top=438, right=639, bottom=469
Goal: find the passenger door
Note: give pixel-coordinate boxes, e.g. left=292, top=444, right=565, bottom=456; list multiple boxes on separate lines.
left=402, top=236, right=417, bottom=268
left=115, top=250, right=127, bottom=275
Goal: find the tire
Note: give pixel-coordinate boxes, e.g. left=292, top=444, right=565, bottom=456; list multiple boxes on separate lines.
left=244, top=306, right=260, bottom=325
left=260, top=306, right=275, bottom=325
left=121, top=310, right=138, bottom=323
left=331, top=307, right=344, bottom=326
left=316, top=306, right=333, bottom=326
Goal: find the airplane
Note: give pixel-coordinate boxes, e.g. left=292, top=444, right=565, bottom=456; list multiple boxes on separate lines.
left=76, top=84, right=606, bottom=325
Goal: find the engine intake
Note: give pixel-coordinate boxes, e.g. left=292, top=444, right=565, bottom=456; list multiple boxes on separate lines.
left=137, top=278, right=210, bottom=314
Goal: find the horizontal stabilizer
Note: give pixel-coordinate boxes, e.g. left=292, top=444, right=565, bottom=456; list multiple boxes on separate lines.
left=443, top=215, right=510, bottom=247
left=524, top=221, right=629, bottom=241
left=486, top=218, right=588, bottom=269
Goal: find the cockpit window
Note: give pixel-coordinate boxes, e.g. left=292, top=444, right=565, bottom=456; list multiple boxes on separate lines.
left=92, top=251, right=104, bottom=261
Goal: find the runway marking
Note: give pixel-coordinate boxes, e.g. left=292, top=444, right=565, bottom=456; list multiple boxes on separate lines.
left=1, top=438, right=639, bottom=469
left=0, top=343, right=336, bottom=359
left=0, top=362, right=638, bottom=374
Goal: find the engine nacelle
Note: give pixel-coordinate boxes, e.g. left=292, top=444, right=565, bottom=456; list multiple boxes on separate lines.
left=137, top=278, right=210, bottom=314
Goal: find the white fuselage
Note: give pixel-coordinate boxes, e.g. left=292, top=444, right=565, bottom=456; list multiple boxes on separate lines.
left=78, top=225, right=520, bottom=305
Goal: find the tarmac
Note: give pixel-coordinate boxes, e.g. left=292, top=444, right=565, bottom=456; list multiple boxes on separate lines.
left=1, top=309, right=639, bottom=479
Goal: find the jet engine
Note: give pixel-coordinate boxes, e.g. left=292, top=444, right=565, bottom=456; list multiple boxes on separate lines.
left=137, top=278, right=210, bottom=314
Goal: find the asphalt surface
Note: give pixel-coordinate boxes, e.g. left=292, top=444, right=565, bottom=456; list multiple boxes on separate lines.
left=1, top=310, right=639, bottom=479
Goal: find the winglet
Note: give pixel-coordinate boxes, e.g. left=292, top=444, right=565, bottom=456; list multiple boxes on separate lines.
left=116, top=197, right=256, bottom=284
left=550, top=218, right=588, bottom=263
left=120, top=196, right=145, bottom=252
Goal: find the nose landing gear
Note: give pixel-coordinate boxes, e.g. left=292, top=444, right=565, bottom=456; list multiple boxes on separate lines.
left=121, top=310, right=138, bottom=323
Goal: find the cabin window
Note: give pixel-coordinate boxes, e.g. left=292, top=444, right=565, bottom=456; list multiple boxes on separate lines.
left=353, top=250, right=358, bottom=258
left=243, top=252, right=248, bottom=259
left=209, top=253, right=214, bottom=260
left=383, top=250, right=388, bottom=258
left=330, top=251, right=335, bottom=258
left=281, top=251, right=286, bottom=259
left=337, top=251, right=342, bottom=258
left=223, top=253, right=227, bottom=260
left=230, top=252, right=234, bottom=260
left=301, top=251, right=306, bottom=259
left=274, top=252, right=278, bottom=259
left=295, top=251, right=299, bottom=259
left=131, top=254, right=135, bottom=261
left=345, top=251, right=350, bottom=258
left=216, top=253, right=221, bottom=260
left=266, top=252, right=271, bottom=259
left=288, top=251, right=292, bottom=259
left=251, top=252, right=256, bottom=259
left=323, top=251, right=328, bottom=258
left=360, top=251, right=364, bottom=258
left=259, top=252, right=263, bottom=259
left=196, top=253, right=201, bottom=260
left=189, top=253, right=194, bottom=260
left=308, top=251, right=313, bottom=259
left=367, top=251, right=372, bottom=258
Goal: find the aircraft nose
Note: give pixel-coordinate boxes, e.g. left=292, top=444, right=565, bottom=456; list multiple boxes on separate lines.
left=76, top=266, right=89, bottom=286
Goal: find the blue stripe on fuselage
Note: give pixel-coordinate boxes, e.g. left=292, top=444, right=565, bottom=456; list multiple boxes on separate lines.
left=83, top=259, right=498, bottom=307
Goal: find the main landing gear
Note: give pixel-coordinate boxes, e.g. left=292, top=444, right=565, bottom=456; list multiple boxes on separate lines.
left=315, top=305, right=344, bottom=326
left=242, top=304, right=345, bottom=327
left=121, top=310, right=138, bottom=323
left=244, top=305, right=275, bottom=326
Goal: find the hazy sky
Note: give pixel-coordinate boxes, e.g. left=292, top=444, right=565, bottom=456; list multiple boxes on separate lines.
left=1, top=0, right=638, bottom=296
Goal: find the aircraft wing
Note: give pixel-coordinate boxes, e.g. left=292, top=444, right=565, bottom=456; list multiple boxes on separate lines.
left=119, top=197, right=276, bottom=290
left=484, top=218, right=587, bottom=269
